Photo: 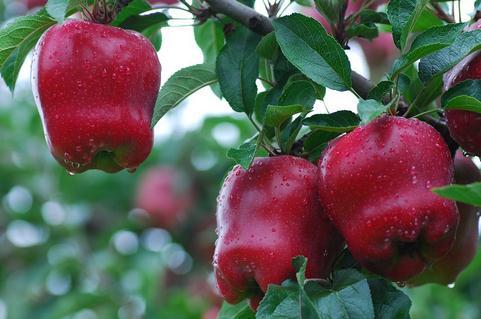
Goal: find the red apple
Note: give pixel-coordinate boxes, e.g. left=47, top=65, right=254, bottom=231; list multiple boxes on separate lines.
left=357, top=32, right=398, bottom=70
left=214, top=156, right=344, bottom=309
left=319, top=116, right=458, bottom=282
left=32, top=19, right=161, bottom=174
left=409, top=151, right=481, bottom=286
left=135, top=167, right=194, bottom=229
left=444, top=20, right=481, bottom=157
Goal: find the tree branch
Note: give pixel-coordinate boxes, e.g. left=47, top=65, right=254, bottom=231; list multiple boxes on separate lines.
left=204, top=0, right=374, bottom=98
left=431, top=2, right=455, bottom=24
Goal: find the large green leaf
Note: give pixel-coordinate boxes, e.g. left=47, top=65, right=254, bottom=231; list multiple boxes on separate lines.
left=216, top=27, right=260, bottom=114
left=419, top=29, right=481, bottom=83
left=0, top=10, right=56, bottom=92
left=272, top=13, right=352, bottom=91
left=194, top=19, right=224, bottom=97
left=151, top=64, right=217, bottom=126
left=387, top=0, right=429, bottom=51
left=390, top=23, right=465, bottom=77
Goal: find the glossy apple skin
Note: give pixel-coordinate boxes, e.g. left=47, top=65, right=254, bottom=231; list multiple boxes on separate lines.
left=214, top=156, right=344, bottom=310
left=32, top=19, right=161, bottom=173
left=409, top=151, right=481, bottom=286
left=318, top=116, right=459, bottom=282
left=444, top=20, right=481, bottom=157
left=135, top=167, right=194, bottom=229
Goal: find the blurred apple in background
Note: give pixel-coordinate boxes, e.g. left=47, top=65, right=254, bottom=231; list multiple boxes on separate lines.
left=135, top=166, right=195, bottom=230
left=25, top=0, right=45, bottom=9
left=358, top=32, right=398, bottom=79
left=203, top=306, right=220, bottom=319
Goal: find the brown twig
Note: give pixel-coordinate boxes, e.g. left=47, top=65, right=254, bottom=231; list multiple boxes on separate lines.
left=204, top=0, right=374, bottom=99
left=432, top=2, right=455, bottom=24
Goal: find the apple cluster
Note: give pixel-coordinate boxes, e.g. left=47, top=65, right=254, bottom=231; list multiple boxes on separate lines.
left=213, top=115, right=480, bottom=310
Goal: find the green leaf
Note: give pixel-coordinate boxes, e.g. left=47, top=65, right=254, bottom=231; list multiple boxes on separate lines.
left=194, top=19, right=224, bottom=97
left=303, top=110, right=360, bottom=133
left=280, top=116, right=304, bottom=154
left=279, top=80, right=316, bottom=107
left=0, top=11, right=56, bottom=92
left=433, top=182, right=481, bottom=207
left=111, top=0, right=151, bottom=27
left=305, top=269, right=375, bottom=319
left=360, top=10, right=389, bottom=25
left=408, top=75, right=443, bottom=114
left=218, top=300, right=255, bottom=319
left=256, top=32, right=278, bottom=60
left=256, top=284, right=300, bottom=319
left=369, top=279, right=411, bottom=319
left=217, top=27, right=261, bottom=114
left=1, top=33, right=40, bottom=92
left=419, top=29, right=481, bottom=83
left=390, top=23, right=465, bottom=77
left=367, top=80, right=394, bottom=103
left=358, top=99, right=389, bottom=124
left=303, top=130, right=340, bottom=162
left=142, top=24, right=162, bottom=50
left=194, top=19, right=225, bottom=65
left=347, top=23, right=379, bottom=40
left=119, top=12, right=168, bottom=32
left=151, top=64, right=217, bottom=126
left=293, top=0, right=311, bottom=7
left=444, top=96, right=481, bottom=113
left=314, top=0, right=346, bottom=23
left=441, top=80, right=481, bottom=113
left=227, top=141, right=257, bottom=170
left=264, top=104, right=310, bottom=127
left=293, top=256, right=308, bottom=285
left=255, top=86, right=283, bottom=124
left=273, top=13, right=352, bottom=91
left=387, top=0, right=429, bottom=50
left=46, top=0, right=69, bottom=22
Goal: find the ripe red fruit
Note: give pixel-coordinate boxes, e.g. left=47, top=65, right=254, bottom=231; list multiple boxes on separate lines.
left=318, top=116, right=459, bottom=282
left=135, top=167, right=194, bottom=229
left=444, top=20, right=481, bottom=156
left=409, top=151, right=481, bottom=286
left=214, top=156, right=344, bottom=310
left=32, top=19, right=161, bottom=173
